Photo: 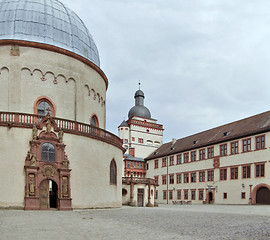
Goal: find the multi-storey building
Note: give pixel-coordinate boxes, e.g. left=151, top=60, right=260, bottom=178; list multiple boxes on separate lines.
left=120, top=88, right=163, bottom=206
left=118, top=88, right=164, bottom=177
left=146, top=111, right=270, bottom=205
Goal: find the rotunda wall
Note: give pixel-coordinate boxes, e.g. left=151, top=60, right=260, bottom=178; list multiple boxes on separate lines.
left=0, top=126, right=122, bottom=209
left=0, top=45, right=106, bottom=128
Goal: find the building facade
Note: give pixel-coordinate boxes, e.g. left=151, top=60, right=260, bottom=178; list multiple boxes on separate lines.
left=119, top=89, right=162, bottom=206
left=0, top=0, right=124, bottom=210
left=118, top=89, right=164, bottom=177
left=146, top=111, right=270, bottom=205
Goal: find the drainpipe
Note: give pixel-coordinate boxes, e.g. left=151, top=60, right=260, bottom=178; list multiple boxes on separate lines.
left=167, top=156, right=168, bottom=204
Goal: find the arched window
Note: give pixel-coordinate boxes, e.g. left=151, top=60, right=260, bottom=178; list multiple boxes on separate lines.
left=34, top=96, right=56, bottom=117
left=90, top=115, right=99, bottom=127
left=38, top=101, right=52, bottom=116
left=41, top=143, right=55, bottom=162
left=110, top=160, right=117, bottom=185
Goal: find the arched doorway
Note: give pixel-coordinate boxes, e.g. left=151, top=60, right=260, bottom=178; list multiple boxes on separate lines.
left=209, top=192, right=213, bottom=203
left=256, top=187, right=270, bottom=204
left=40, top=180, right=58, bottom=209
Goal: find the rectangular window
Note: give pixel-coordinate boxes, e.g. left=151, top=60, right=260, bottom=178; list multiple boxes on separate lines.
left=162, top=175, right=167, bottom=185
left=220, top=144, right=227, bottom=156
left=242, top=165, right=251, bottom=179
left=199, top=149, right=205, bottom=160
left=231, top=141, right=239, bottom=155
left=220, top=168, right=227, bottom=181
left=155, top=190, right=158, bottom=200
left=190, top=172, right=196, bottom=183
left=243, top=138, right=251, bottom=152
left=138, top=138, right=144, bottom=143
left=199, top=171, right=205, bottom=182
left=169, top=190, right=173, bottom=200
left=163, top=190, right=167, bottom=200
left=176, top=154, right=182, bottom=164
left=191, top=190, right=196, bottom=200
left=256, top=135, right=265, bottom=150
left=255, top=163, right=265, bottom=177
left=154, top=176, right=159, bottom=185
left=207, top=170, right=214, bottom=181
left=154, top=159, right=159, bottom=169
left=169, top=156, right=174, bottom=166
left=177, top=190, right=181, bottom=200
left=162, top=157, right=167, bottom=167
left=230, top=167, right=238, bottom=180
left=184, top=190, right=188, bottom=200
left=199, top=190, right=204, bottom=200
left=241, top=192, right=246, bottom=199
left=223, top=192, right=227, bottom=199
left=184, top=153, right=189, bottom=163
left=132, top=137, right=135, bottom=141
left=176, top=173, right=182, bottom=184
left=169, top=174, right=174, bottom=184
left=184, top=173, right=189, bottom=183
left=207, top=147, right=214, bottom=159
left=191, top=151, right=196, bottom=162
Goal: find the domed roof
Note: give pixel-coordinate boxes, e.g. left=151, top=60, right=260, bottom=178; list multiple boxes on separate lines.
left=135, top=90, right=144, bottom=97
left=128, top=105, right=151, bottom=119
left=128, top=89, right=151, bottom=119
left=0, top=0, right=100, bottom=66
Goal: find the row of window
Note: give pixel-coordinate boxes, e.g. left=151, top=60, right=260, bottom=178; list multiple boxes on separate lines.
left=122, top=138, right=161, bottom=144
left=126, top=161, right=146, bottom=170
left=155, top=163, right=265, bottom=185
left=36, top=97, right=99, bottom=127
left=154, top=135, right=265, bottom=169
left=158, top=189, right=246, bottom=201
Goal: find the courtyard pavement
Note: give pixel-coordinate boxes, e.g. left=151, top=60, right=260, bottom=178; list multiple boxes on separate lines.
left=0, top=204, right=270, bottom=240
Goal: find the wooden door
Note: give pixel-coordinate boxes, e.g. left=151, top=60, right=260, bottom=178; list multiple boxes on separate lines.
left=40, top=180, right=49, bottom=209
left=137, top=189, right=144, bottom=207
left=256, top=187, right=270, bottom=204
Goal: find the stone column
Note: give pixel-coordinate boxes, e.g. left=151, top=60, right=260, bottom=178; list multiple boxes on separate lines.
left=129, top=171, right=135, bottom=206
left=146, top=183, right=153, bottom=207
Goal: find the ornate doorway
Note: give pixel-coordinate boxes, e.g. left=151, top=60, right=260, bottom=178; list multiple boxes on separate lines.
left=24, top=118, right=72, bottom=210
left=256, top=187, right=270, bottom=204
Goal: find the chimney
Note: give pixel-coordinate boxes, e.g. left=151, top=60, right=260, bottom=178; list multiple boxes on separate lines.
left=172, top=138, right=177, bottom=145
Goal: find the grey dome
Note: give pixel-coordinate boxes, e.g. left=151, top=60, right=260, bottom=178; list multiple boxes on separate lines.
left=128, top=105, right=151, bottom=119
left=135, top=90, right=144, bottom=97
left=0, top=0, right=100, bottom=66
left=128, top=89, right=151, bottom=119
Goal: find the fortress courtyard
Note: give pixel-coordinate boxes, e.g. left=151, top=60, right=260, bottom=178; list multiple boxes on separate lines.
left=1, top=205, right=269, bottom=240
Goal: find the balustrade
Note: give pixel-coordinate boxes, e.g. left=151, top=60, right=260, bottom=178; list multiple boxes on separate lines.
left=0, top=112, right=123, bottom=150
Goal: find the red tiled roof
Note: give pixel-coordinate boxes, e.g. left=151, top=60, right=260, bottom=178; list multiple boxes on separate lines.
left=145, top=110, right=270, bottom=160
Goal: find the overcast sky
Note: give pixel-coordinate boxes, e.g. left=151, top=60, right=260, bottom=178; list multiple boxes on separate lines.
left=62, top=0, right=270, bottom=143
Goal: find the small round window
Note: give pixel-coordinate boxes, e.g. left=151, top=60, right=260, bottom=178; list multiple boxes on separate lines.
left=41, top=143, right=55, bottom=162
left=122, top=188, right=128, bottom=196
left=38, top=101, right=52, bottom=116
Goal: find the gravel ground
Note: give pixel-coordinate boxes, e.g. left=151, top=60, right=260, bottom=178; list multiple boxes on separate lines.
left=0, top=204, right=270, bottom=240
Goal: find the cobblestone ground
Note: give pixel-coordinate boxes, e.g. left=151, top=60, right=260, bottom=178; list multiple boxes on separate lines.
left=1, top=205, right=270, bottom=240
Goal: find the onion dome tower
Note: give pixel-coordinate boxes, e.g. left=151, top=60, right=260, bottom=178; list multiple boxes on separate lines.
left=128, top=89, right=151, bottom=119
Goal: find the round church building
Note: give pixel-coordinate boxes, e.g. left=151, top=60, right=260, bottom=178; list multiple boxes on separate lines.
left=0, top=0, right=124, bottom=210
